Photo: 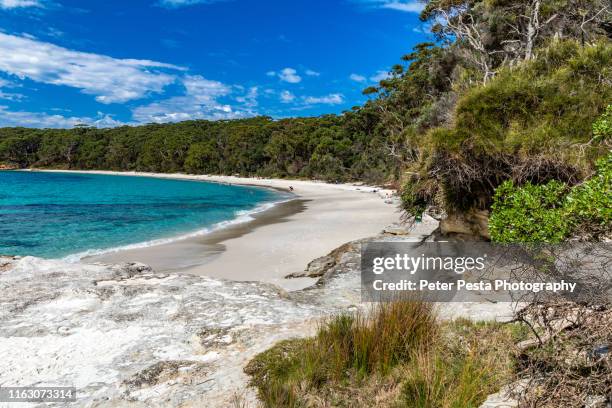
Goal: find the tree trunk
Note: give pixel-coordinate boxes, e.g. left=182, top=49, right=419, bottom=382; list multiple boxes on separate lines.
left=525, top=0, right=541, bottom=60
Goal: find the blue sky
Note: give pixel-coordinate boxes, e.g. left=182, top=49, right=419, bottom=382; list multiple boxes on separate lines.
left=0, top=0, right=430, bottom=128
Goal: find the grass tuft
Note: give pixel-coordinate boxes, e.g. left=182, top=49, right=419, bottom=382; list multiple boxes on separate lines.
left=245, top=302, right=527, bottom=407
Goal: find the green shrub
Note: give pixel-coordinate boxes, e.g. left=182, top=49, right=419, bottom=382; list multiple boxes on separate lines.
left=445, top=41, right=611, bottom=158
left=565, top=153, right=612, bottom=237
left=490, top=152, right=612, bottom=242
left=416, top=41, right=611, bottom=213
left=184, top=142, right=220, bottom=174
left=489, top=180, right=570, bottom=243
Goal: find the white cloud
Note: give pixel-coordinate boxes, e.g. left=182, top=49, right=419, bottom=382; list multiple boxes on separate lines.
left=370, top=70, right=391, bottom=82
left=305, top=69, right=320, bottom=77
left=157, top=0, right=231, bottom=8
left=92, top=113, right=125, bottom=127
left=303, top=93, right=344, bottom=105
left=380, top=1, right=423, bottom=13
left=268, top=67, right=302, bottom=84
left=0, top=33, right=183, bottom=104
left=132, top=98, right=235, bottom=123
left=280, top=90, right=295, bottom=103
left=350, top=73, right=367, bottom=83
left=0, top=0, right=40, bottom=9
left=0, top=78, right=24, bottom=100
left=0, top=91, right=24, bottom=101
left=183, top=74, right=231, bottom=101
left=0, top=106, right=125, bottom=128
left=131, top=75, right=253, bottom=123
left=279, top=68, right=302, bottom=83
left=355, top=0, right=424, bottom=13
left=235, top=86, right=258, bottom=108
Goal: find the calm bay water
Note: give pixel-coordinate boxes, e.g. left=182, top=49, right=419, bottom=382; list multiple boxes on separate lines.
left=0, top=171, right=285, bottom=259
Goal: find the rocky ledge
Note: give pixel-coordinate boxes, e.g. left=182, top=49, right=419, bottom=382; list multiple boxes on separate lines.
left=0, top=257, right=331, bottom=407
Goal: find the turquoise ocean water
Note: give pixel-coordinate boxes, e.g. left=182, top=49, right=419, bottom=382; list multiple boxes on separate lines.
left=0, top=171, right=287, bottom=259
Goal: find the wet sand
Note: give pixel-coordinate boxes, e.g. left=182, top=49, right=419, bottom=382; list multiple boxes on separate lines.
left=86, top=199, right=308, bottom=277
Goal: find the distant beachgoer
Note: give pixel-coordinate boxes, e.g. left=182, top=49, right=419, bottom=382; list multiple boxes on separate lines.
left=289, top=186, right=294, bottom=191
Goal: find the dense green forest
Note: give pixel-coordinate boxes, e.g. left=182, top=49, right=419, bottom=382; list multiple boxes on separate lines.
left=1, top=0, right=610, bottom=228
left=0, top=115, right=395, bottom=182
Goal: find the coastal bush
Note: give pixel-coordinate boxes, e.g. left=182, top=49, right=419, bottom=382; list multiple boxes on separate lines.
left=245, top=301, right=527, bottom=408
left=490, top=152, right=612, bottom=243
left=489, top=180, right=571, bottom=243
left=564, top=153, right=612, bottom=238
left=0, top=115, right=395, bottom=183
left=184, top=142, right=220, bottom=174
left=411, top=40, right=612, bottom=214
left=445, top=40, right=611, bottom=159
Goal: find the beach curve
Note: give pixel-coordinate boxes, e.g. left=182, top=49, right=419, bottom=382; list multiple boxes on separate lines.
left=37, top=170, right=400, bottom=291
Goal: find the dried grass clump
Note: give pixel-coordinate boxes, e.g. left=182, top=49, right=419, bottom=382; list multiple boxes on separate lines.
left=515, top=301, right=612, bottom=407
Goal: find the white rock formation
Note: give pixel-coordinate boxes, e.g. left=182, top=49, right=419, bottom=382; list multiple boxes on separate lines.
left=0, top=257, right=327, bottom=407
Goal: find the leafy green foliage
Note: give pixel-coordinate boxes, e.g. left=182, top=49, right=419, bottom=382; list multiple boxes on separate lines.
left=447, top=41, right=611, bottom=156
left=490, top=152, right=612, bottom=242
left=489, top=180, right=570, bottom=243
left=565, top=153, right=612, bottom=237
left=184, top=141, right=220, bottom=174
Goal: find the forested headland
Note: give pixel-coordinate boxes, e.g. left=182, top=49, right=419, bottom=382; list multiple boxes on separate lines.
left=1, top=0, right=610, bottom=238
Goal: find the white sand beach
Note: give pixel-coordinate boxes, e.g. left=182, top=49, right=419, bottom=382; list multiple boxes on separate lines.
left=38, top=170, right=400, bottom=290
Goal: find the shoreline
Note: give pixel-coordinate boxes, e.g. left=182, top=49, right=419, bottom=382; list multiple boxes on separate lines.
left=32, top=169, right=399, bottom=291
left=62, top=196, right=298, bottom=264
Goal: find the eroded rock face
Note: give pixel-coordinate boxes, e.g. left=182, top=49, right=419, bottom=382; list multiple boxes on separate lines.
left=0, top=257, right=325, bottom=407
left=440, top=209, right=490, bottom=240
left=285, top=242, right=358, bottom=279
left=383, top=224, right=413, bottom=236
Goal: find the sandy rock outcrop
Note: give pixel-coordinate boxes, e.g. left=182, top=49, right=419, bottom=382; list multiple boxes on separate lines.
left=440, top=209, right=490, bottom=240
